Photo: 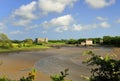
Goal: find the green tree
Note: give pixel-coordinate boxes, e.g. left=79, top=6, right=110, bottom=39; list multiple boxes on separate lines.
left=0, top=33, right=13, bottom=48
left=103, top=36, right=120, bottom=46
left=77, top=38, right=86, bottom=44
left=66, top=39, right=77, bottom=44
left=23, top=39, right=33, bottom=47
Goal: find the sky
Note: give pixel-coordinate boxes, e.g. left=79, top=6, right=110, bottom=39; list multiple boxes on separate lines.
left=0, top=0, right=120, bottom=40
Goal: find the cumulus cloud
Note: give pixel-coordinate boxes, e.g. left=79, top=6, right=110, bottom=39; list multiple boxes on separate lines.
left=13, top=1, right=37, bottom=19
left=85, top=0, right=115, bottom=8
left=99, top=21, right=111, bottom=28
left=10, top=1, right=38, bottom=28
left=55, top=26, right=68, bottom=32
left=8, top=0, right=77, bottom=29
left=96, top=16, right=108, bottom=21
left=38, top=0, right=77, bottom=13
left=42, top=15, right=111, bottom=32
left=42, top=14, right=74, bottom=32
left=72, top=24, right=97, bottom=31
left=12, top=19, right=31, bottom=27
left=72, top=24, right=83, bottom=31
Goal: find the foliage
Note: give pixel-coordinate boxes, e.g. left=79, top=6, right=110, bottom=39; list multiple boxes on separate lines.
left=88, top=38, right=101, bottom=44
left=11, top=40, right=22, bottom=43
left=0, top=76, right=11, bottom=81
left=77, top=39, right=86, bottom=44
left=103, top=36, right=120, bottom=46
left=50, top=69, right=69, bottom=81
left=23, top=39, right=33, bottom=47
left=19, top=69, right=36, bottom=81
left=66, top=39, right=77, bottom=44
left=17, top=43, right=23, bottom=48
left=49, top=40, right=67, bottom=43
left=0, top=33, right=13, bottom=49
left=83, top=51, right=120, bottom=81
left=0, top=69, right=36, bottom=81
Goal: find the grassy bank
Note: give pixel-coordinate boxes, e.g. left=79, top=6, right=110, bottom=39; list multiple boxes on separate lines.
left=0, top=41, right=67, bottom=53
left=0, top=45, right=50, bottom=53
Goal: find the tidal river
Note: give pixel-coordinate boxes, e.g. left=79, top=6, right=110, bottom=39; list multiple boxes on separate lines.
left=0, top=46, right=114, bottom=81
left=34, top=46, right=112, bottom=81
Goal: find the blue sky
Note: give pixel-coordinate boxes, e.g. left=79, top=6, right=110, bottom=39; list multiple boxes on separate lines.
left=0, top=0, right=120, bottom=40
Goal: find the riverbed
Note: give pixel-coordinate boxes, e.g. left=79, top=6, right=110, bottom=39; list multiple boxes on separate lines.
left=0, top=46, right=119, bottom=81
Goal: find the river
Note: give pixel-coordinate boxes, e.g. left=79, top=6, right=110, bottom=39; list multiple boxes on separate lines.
left=34, top=46, right=113, bottom=81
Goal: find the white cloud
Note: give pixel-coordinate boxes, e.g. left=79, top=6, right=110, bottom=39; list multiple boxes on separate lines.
left=12, top=19, right=31, bottom=27
left=100, top=21, right=111, bottom=28
left=10, top=30, right=23, bottom=35
left=42, top=15, right=74, bottom=32
left=42, top=14, right=74, bottom=32
left=85, top=0, right=115, bottom=8
left=42, top=15, right=111, bottom=32
left=55, top=26, right=68, bottom=32
left=9, top=1, right=38, bottom=28
left=4, top=0, right=77, bottom=29
left=72, top=24, right=83, bottom=31
left=116, top=19, right=120, bottom=24
left=72, top=24, right=97, bottom=31
left=13, top=1, right=37, bottom=19
left=96, top=16, right=108, bottom=21
left=38, top=0, right=77, bottom=13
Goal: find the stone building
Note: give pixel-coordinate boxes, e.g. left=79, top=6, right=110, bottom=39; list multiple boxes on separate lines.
left=86, top=39, right=93, bottom=46
left=81, top=42, right=86, bottom=45
left=35, top=38, right=48, bottom=43
left=81, top=39, right=93, bottom=46
left=100, top=39, right=103, bottom=44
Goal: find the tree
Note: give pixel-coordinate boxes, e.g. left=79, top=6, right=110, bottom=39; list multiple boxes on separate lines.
left=103, top=36, right=120, bottom=46
left=0, top=33, right=13, bottom=48
left=66, top=39, right=77, bottom=44
left=23, top=39, right=33, bottom=47
left=77, top=38, right=86, bottom=44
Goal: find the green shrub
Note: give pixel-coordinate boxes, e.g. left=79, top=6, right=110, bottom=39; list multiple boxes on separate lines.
left=0, top=76, right=11, bottom=81
left=83, top=51, right=120, bottom=81
left=50, top=69, right=69, bottom=81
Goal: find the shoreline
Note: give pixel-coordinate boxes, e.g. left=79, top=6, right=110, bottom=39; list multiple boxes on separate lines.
left=0, top=45, right=119, bottom=54
left=0, top=47, right=119, bottom=81
left=0, top=47, right=51, bottom=54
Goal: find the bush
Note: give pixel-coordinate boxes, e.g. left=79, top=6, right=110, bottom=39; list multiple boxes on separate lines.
left=50, top=69, right=70, bottom=81
left=0, top=69, right=36, bottom=81
left=0, top=76, right=11, bottom=81
left=83, top=51, right=120, bottom=81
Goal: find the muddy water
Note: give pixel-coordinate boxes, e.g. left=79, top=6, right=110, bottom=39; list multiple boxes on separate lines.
left=35, top=46, right=112, bottom=81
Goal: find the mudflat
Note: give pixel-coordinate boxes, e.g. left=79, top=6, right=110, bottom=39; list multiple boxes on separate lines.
left=0, top=47, right=119, bottom=81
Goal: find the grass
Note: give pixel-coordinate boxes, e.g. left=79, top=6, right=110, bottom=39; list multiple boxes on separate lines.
left=0, top=45, right=50, bottom=53
left=45, top=42, right=66, bottom=46
left=0, top=42, right=66, bottom=53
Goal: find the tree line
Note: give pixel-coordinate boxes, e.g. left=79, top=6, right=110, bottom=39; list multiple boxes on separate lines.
left=103, top=36, right=120, bottom=47
left=0, top=33, right=120, bottom=49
